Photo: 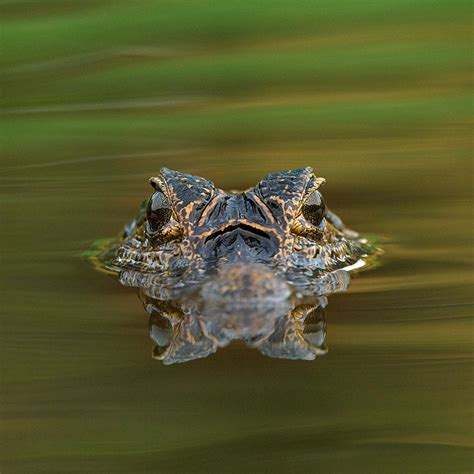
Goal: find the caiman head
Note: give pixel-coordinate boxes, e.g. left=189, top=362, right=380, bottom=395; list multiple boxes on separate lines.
left=93, top=168, right=380, bottom=363
left=102, top=167, right=368, bottom=277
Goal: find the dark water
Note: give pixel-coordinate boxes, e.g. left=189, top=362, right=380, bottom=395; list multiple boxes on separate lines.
left=1, top=1, right=473, bottom=472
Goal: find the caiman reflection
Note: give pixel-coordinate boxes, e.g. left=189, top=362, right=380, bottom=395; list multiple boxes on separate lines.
left=95, top=168, right=380, bottom=363
left=142, top=264, right=350, bottom=364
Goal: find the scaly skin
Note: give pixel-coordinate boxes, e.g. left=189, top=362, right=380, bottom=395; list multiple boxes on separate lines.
left=98, top=167, right=375, bottom=297
left=94, top=168, right=381, bottom=363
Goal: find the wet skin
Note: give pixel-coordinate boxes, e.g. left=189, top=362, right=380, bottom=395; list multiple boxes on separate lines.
left=96, top=168, right=379, bottom=362
left=99, top=167, right=373, bottom=293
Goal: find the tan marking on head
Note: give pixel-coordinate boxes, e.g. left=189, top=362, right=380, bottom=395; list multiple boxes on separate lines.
left=252, top=194, right=276, bottom=224
left=181, top=202, right=195, bottom=221
left=149, top=175, right=182, bottom=223
left=149, top=176, right=166, bottom=191
left=292, top=175, right=327, bottom=218
left=314, top=177, right=326, bottom=189
left=196, top=194, right=222, bottom=226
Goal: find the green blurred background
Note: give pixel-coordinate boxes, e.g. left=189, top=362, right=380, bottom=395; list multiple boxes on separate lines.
left=1, top=1, right=472, bottom=472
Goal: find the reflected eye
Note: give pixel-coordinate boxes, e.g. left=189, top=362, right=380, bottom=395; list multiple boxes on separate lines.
left=303, top=306, right=326, bottom=346
left=149, top=314, right=173, bottom=357
left=302, top=191, right=326, bottom=226
left=146, top=191, right=172, bottom=233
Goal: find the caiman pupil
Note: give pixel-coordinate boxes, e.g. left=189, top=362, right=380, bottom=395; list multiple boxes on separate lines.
left=302, top=190, right=325, bottom=227
left=146, top=191, right=171, bottom=234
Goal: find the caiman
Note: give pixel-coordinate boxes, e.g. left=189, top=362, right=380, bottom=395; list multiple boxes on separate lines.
left=93, top=167, right=380, bottom=363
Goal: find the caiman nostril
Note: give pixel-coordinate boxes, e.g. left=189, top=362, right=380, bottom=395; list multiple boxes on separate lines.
left=204, top=223, right=271, bottom=244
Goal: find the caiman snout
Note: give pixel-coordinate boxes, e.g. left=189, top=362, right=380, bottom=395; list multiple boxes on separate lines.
left=202, top=222, right=278, bottom=262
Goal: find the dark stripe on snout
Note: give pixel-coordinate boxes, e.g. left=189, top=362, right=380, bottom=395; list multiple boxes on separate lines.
left=204, top=223, right=271, bottom=243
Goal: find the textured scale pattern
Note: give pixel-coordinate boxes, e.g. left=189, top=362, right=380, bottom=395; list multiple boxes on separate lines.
left=93, top=168, right=381, bottom=363
left=98, top=167, right=376, bottom=296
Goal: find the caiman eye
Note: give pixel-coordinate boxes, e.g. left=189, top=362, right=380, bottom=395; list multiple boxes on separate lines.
left=302, top=191, right=326, bottom=226
left=146, top=191, right=172, bottom=233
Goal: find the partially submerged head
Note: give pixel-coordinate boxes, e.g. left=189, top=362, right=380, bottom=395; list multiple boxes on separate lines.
left=92, top=168, right=381, bottom=363
left=103, top=167, right=368, bottom=280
